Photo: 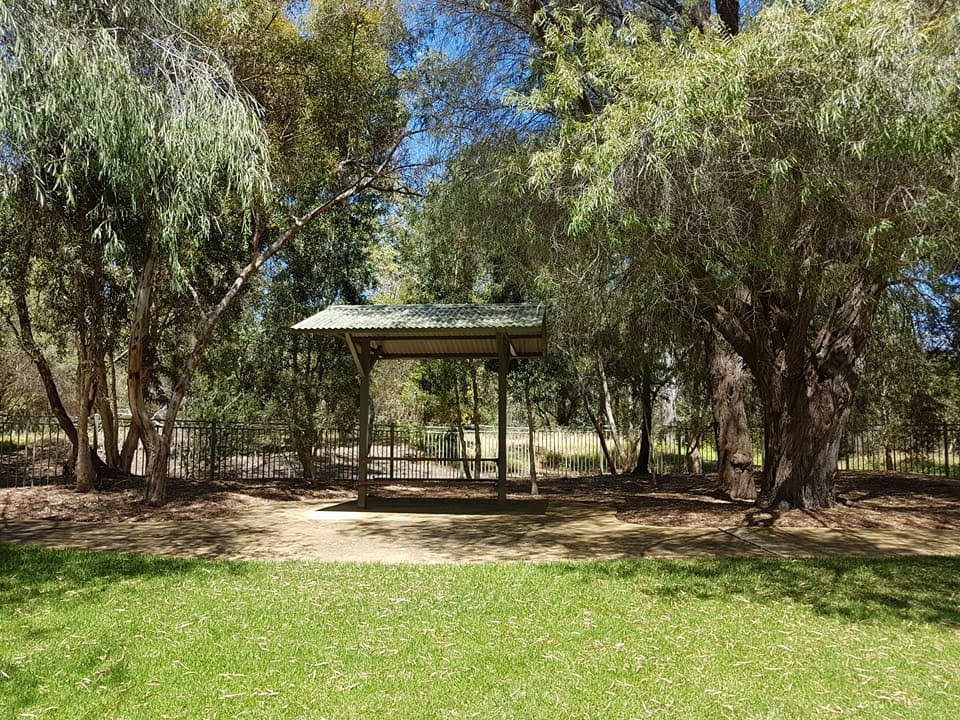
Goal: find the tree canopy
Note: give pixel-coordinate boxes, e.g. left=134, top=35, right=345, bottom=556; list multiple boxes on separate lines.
left=2, top=0, right=959, bottom=511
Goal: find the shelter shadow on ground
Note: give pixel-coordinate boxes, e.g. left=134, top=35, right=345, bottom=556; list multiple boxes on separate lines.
left=315, top=496, right=549, bottom=515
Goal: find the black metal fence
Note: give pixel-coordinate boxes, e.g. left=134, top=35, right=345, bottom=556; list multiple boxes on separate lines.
left=2, top=414, right=959, bottom=487
left=0, top=416, right=608, bottom=487
left=651, top=424, right=960, bottom=479
left=0, top=415, right=357, bottom=488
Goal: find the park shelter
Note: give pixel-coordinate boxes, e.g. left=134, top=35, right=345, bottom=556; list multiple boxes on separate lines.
left=291, top=303, right=547, bottom=507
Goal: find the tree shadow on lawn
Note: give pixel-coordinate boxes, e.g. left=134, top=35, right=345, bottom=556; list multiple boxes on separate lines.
left=0, top=546, right=215, bottom=716
left=4, top=538, right=958, bottom=631
left=550, top=557, right=960, bottom=627
left=314, top=507, right=960, bottom=627
left=0, top=544, right=252, bottom=608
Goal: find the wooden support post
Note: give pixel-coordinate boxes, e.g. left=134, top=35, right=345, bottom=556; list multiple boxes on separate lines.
left=497, top=334, right=508, bottom=505
left=357, top=339, right=371, bottom=509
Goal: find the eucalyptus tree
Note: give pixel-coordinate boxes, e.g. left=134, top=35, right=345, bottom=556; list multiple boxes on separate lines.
left=186, top=200, right=382, bottom=480
left=0, top=178, right=133, bottom=486
left=850, top=283, right=960, bottom=452
left=130, top=1, right=407, bottom=504
left=1, top=0, right=409, bottom=503
left=414, top=0, right=759, bottom=489
left=523, top=0, right=960, bottom=508
left=0, top=0, right=271, bottom=491
left=406, top=139, right=685, bottom=475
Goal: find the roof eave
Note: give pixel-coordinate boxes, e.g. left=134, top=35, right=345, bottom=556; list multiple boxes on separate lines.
left=289, top=325, right=544, bottom=338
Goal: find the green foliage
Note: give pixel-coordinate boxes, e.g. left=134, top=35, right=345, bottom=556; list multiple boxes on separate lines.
left=522, top=0, right=960, bottom=299
left=1, top=0, right=409, bottom=454
left=188, top=201, right=383, bottom=426
left=197, top=0, right=408, bottom=201
left=0, top=0, right=271, bottom=280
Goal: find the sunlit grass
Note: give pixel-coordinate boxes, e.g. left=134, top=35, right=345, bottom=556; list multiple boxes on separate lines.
left=1, top=547, right=958, bottom=719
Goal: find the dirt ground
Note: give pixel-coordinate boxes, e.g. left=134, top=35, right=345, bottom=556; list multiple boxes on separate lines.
left=1, top=471, right=959, bottom=529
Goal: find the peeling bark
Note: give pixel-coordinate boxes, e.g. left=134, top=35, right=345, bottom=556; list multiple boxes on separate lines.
left=119, top=423, right=140, bottom=474
left=707, top=279, right=884, bottom=509
left=705, top=329, right=755, bottom=501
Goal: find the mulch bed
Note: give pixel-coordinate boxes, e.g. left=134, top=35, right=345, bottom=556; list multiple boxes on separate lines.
left=613, top=472, right=960, bottom=530
left=1, top=471, right=958, bottom=529
left=0, top=476, right=354, bottom=523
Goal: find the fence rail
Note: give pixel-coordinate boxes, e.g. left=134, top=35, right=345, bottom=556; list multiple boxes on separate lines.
left=2, top=414, right=959, bottom=487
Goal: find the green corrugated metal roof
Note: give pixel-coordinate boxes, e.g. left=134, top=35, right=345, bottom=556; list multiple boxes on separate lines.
left=291, top=303, right=544, bottom=334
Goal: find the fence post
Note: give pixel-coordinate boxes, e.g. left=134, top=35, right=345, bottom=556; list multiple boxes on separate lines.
left=208, top=422, right=218, bottom=482
left=944, top=426, right=950, bottom=479
left=389, top=422, right=396, bottom=482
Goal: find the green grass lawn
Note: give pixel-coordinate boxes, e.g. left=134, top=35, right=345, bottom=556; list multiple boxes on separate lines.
left=1, top=547, right=959, bottom=719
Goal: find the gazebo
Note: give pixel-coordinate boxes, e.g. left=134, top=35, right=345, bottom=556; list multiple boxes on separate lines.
left=291, top=303, right=547, bottom=507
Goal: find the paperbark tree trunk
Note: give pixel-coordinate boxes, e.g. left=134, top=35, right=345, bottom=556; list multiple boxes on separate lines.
left=94, top=357, right=120, bottom=468
left=75, top=410, right=94, bottom=492
left=759, top=378, right=855, bottom=509
left=74, top=342, right=97, bottom=493
left=705, top=329, right=755, bottom=500
left=119, top=423, right=140, bottom=474
left=633, top=368, right=653, bottom=476
left=708, top=279, right=883, bottom=509
left=128, top=247, right=162, bottom=498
